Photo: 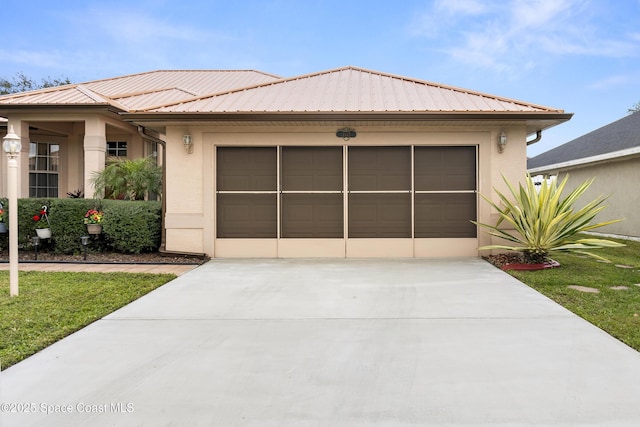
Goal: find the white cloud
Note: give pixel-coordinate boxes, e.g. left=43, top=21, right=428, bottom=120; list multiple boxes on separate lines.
left=410, top=0, right=639, bottom=75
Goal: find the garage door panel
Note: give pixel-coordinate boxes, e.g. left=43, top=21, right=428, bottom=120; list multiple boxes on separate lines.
left=217, top=194, right=277, bottom=238
left=282, top=194, right=343, bottom=238
left=349, top=194, right=411, bottom=238
left=415, top=147, right=476, bottom=191
left=415, top=194, right=477, bottom=238
left=217, top=147, right=277, bottom=191
left=282, top=147, right=342, bottom=191
left=349, top=147, right=410, bottom=191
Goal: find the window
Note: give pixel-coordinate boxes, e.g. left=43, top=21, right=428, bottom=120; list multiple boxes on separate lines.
left=107, top=141, right=127, bottom=157
left=29, top=142, right=59, bottom=198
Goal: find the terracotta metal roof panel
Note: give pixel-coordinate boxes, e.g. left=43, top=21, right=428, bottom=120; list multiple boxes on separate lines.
left=0, top=85, right=104, bottom=105
left=84, top=70, right=280, bottom=99
left=148, top=66, right=561, bottom=114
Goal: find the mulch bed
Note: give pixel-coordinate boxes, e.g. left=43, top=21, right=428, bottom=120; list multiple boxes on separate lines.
left=0, top=250, right=208, bottom=265
left=483, top=253, right=560, bottom=271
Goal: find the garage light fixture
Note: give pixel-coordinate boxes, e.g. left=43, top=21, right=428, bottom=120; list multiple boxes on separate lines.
left=183, top=134, right=193, bottom=154
left=336, top=127, right=356, bottom=141
left=498, top=131, right=507, bottom=153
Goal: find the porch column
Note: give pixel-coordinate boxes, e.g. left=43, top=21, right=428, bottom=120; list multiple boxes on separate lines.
left=83, top=116, right=106, bottom=199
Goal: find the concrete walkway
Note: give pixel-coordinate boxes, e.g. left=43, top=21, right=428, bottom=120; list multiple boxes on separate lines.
left=2, top=258, right=640, bottom=426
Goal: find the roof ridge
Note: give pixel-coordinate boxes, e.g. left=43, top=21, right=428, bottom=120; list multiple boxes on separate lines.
left=74, top=84, right=129, bottom=111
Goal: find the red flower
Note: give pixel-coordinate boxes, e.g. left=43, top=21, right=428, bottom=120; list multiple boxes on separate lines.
left=33, top=215, right=40, bottom=221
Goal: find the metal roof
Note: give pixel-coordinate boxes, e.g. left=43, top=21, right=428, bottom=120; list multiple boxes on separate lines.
left=0, top=70, right=281, bottom=111
left=144, top=66, right=564, bottom=114
left=528, top=112, right=640, bottom=172
left=0, top=66, right=570, bottom=134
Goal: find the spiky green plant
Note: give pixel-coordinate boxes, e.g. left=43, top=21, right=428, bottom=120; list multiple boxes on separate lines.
left=474, top=174, right=624, bottom=263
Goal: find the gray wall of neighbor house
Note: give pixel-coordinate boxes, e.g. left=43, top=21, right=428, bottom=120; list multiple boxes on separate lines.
left=555, top=157, right=640, bottom=238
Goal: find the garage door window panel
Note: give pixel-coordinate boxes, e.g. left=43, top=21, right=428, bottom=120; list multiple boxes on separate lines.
left=414, top=146, right=477, bottom=238
left=281, top=147, right=343, bottom=238
left=217, top=147, right=277, bottom=238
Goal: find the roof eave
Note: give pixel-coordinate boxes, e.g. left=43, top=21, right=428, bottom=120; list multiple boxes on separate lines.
left=122, top=111, right=573, bottom=123
left=0, top=104, right=126, bottom=116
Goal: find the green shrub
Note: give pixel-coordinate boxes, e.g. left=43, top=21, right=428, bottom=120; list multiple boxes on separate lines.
left=102, top=200, right=161, bottom=253
left=0, top=198, right=161, bottom=254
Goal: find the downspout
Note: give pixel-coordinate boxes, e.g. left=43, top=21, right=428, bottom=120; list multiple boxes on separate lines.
left=526, top=130, right=542, bottom=145
left=137, top=126, right=167, bottom=252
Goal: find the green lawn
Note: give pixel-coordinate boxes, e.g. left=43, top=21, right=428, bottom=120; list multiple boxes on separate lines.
left=506, top=237, right=640, bottom=352
left=0, top=271, right=174, bottom=369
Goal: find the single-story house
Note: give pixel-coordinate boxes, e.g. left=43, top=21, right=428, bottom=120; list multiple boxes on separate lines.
left=0, top=66, right=571, bottom=258
left=528, top=112, right=640, bottom=239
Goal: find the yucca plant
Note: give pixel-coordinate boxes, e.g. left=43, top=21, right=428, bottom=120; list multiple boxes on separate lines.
left=474, top=174, right=624, bottom=264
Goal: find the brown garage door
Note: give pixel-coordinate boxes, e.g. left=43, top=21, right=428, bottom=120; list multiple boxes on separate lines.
left=216, top=145, right=476, bottom=240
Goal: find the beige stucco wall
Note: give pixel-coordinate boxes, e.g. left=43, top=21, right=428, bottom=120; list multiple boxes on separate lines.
left=161, top=124, right=529, bottom=258
left=552, top=156, right=640, bottom=238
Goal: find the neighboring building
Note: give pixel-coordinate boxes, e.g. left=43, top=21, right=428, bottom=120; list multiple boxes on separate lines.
left=528, top=112, right=640, bottom=238
left=0, top=66, right=571, bottom=258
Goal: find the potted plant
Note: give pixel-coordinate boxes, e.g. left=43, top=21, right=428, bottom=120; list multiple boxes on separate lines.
left=33, top=206, right=52, bottom=239
left=84, top=208, right=104, bottom=234
left=0, top=206, right=7, bottom=233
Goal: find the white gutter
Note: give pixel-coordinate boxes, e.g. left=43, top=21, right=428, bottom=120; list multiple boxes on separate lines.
left=528, top=145, right=640, bottom=174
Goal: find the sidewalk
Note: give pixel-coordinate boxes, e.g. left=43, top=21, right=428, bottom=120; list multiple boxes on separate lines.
left=0, top=261, right=198, bottom=276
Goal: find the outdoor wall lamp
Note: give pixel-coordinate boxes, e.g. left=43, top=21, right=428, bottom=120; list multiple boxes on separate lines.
left=183, top=134, right=193, bottom=154
left=498, top=131, right=507, bottom=153
left=336, top=127, right=356, bottom=141
left=3, top=125, right=21, bottom=158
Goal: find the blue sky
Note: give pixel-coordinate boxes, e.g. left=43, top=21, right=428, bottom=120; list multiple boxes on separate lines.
left=1, top=0, right=639, bottom=157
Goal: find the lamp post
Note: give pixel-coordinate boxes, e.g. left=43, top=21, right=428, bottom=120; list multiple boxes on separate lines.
left=3, top=125, right=21, bottom=297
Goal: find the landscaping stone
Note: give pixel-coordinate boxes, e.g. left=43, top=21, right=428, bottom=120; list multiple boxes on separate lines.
left=568, top=285, right=600, bottom=293
left=610, top=286, right=630, bottom=290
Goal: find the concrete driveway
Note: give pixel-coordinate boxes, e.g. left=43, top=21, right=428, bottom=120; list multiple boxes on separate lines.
left=2, top=258, right=640, bottom=426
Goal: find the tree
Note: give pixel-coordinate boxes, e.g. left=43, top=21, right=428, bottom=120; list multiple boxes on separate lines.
left=0, top=72, right=71, bottom=95
left=473, top=174, right=624, bottom=264
left=91, top=157, right=162, bottom=201
left=628, top=101, right=640, bottom=114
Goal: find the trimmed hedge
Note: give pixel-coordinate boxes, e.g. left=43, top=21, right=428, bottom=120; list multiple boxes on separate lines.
left=0, top=198, right=161, bottom=254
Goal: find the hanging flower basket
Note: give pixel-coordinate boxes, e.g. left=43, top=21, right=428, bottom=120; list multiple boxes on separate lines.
left=87, top=224, right=103, bottom=235
left=36, top=228, right=52, bottom=239
left=33, top=205, right=52, bottom=238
